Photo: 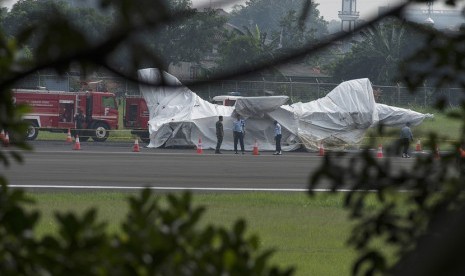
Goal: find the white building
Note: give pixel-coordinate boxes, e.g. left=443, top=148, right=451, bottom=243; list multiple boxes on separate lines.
left=338, top=0, right=359, bottom=32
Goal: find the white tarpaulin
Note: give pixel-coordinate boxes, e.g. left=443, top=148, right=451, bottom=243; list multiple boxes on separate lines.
left=139, top=68, right=433, bottom=151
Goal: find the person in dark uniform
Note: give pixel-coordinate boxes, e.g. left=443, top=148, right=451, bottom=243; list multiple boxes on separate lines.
left=273, top=120, right=282, bottom=155
left=457, top=141, right=465, bottom=175
left=74, top=108, right=85, bottom=138
left=232, top=115, right=245, bottom=154
left=215, top=116, right=224, bottom=154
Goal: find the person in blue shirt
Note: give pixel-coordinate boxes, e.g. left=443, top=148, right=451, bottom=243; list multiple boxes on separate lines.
left=400, top=122, right=414, bottom=158
left=232, top=115, right=245, bottom=154
left=273, top=120, right=282, bottom=155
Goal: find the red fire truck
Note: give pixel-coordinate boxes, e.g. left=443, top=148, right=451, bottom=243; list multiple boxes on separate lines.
left=13, top=89, right=118, bottom=142
left=123, top=96, right=150, bottom=142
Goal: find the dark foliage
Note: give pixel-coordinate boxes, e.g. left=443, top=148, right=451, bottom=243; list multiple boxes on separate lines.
left=1, top=0, right=465, bottom=275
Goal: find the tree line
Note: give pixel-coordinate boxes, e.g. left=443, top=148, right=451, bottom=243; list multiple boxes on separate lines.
left=0, top=0, right=428, bottom=85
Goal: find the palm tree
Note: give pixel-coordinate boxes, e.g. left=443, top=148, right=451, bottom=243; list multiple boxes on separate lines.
left=331, top=19, right=421, bottom=85
left=216, top=24, right=279, bottom=74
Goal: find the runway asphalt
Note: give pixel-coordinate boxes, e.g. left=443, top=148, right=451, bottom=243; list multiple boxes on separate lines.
left=2, top=140, right=426, bottom=192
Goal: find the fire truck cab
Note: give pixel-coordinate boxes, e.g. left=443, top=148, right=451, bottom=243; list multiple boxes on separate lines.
left=13, top=89, right=118, bottom=142
left=123, top=96, right=150, bottom=142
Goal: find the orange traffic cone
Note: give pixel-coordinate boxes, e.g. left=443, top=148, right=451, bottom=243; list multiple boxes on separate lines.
left=416, top=139, right=422, bottom=152
left=73, top=135, right=81, bottom=150
left=66, top=128, right=72, bottom=143
left=252, top=139, right=259, bottom=155
left=196, top=137, right=203, bottom=154
left=3, top=132, right=10, bottom=147
left=133, top=138, right=140, bottom=152
left=376, top=144, right=384, bottom=158
left=318, top=142, right=325, bottom=156
left=0, top=129, right=4, bottom=141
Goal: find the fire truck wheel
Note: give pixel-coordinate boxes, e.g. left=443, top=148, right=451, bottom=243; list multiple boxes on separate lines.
left=92, top=122, right=110, bottom=142
left=26, top=121, right=39, bottom=140
left=140, top=132, right=150, bottom=143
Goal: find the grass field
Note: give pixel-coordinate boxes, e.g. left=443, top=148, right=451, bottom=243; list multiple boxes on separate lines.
left=27, top=191, right=365, bottom=275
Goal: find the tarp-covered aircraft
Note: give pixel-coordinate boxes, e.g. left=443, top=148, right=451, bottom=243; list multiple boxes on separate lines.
left=139, top=68, right=433, bottom=151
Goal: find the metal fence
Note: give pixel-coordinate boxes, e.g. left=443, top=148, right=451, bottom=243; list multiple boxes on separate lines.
left=195, top=80, right=465, bottom=108
left=15, top=73, right=465, bottom=108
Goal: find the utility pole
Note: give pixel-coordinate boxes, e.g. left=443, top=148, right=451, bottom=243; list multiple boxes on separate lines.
left=425, top=0, right=435, bottom=25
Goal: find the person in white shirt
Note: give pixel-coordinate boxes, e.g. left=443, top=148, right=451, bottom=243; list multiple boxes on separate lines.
left=273, top=120, right=282, bottom=155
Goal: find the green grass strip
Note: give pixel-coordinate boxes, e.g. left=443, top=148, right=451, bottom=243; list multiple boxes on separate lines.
left=26, top=191, right=362, bottom=275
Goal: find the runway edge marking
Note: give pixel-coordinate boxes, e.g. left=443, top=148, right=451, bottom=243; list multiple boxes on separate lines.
left=8, top=185, right=388, bottom=192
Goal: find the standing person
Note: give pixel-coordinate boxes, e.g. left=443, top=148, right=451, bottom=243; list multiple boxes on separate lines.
left=273, top=120, right=282, bottom=155
left=400, top=122, right=413, bottom=158
left=232, top=115, right=245, bottom=154
left=74, top=108, right=85, bottom=138
left=215, top=116, right=224, bottom=154
left=456, top=141, right=465, bottom=174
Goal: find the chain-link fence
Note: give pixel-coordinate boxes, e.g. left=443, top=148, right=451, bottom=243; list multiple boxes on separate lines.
left=371, top=85, right=465, bottom=108
left=15, top=73, right=465, bottom=108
